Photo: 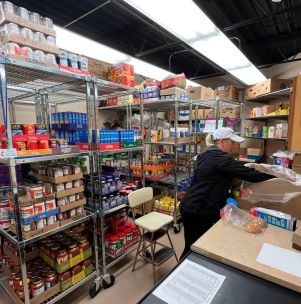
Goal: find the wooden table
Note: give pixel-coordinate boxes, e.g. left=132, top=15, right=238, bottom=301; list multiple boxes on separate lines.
left=191, top=220, right=301, bottom=293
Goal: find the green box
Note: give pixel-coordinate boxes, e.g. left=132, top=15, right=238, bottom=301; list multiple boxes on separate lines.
left=121, top=142, right=139, bottom=149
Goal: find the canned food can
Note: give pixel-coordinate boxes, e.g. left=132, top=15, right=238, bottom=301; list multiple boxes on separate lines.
left=27, top=185, right=43, bottom=199
left=34, top=202, right=45, bottom=215
left=23, top=124, right=36, bottom=136
left=45, top=199, right=56, bottom=211
left=36, top=219, right=45, bottom=229
left=20, top=205, right=34, bottom=218
left=27, top=140, right=38, bottom=150
left=47, top=216, right=54, bottom=226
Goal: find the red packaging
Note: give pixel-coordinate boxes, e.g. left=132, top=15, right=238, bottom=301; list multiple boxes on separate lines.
left=23, top=124, right=36, bottom=136
left=27, top=140, right=38, bottom=150
left=0, top=124, right=5, bottom=137
left=13, top=141, right=26, bottom=151
left=38, top=140, right=49, bottom=149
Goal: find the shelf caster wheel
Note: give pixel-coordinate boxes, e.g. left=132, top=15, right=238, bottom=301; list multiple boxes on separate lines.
left=173, top=225, right=181, bottom=234
left=102, top=274, right=115, bottom=289
left=89, top=281, right=101, bottom=298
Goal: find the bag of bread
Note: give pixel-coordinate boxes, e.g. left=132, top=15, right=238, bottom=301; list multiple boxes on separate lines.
left=220, top=203, right=266, bottom=234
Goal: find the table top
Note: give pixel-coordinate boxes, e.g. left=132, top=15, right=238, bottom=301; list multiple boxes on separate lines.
left=139, top=252, right=301, bottom=304
left=191, top=219, right=301, bottom=293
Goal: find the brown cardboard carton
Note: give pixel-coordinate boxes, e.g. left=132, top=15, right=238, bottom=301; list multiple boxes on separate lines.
left=246, top=78, right=293, bottom=99
left=292, top=154, right=301, bottom=174
left=215, top=85, right=239, bottom=101
left=187, top=86, right=215, bottom=101
left=219, top=107, right=240, bottom=118
left=292, top=226, right=301, bottom=247
left=160, top=87, right=186, bottom=96
left=238, top=195, right=301, bottom=220
left=87, top=56, right=111, bottom=80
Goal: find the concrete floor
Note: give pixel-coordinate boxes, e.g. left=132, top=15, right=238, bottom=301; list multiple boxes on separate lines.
left=0, top=228, right=184, bottom=304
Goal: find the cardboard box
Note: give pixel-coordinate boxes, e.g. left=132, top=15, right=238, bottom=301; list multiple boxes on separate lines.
left=215, top=85, right=239, bottom=101
left=292, top=154, right=301, bottom=174
left=219, top=107, right=240, bottom=118
left=161, top=75, right=186, bottom=89
left=275, top=123, right=288, bottom=138
left=0, top=33, right=59, bottom=54
left=246, top=148, right=262, bottom=156
left=87, top=57, right=111, bottom=80
left=187, top=85, right=215, bottom=101
left=0, top=10, right=56, bottom=37
left=55, top=185, right=84, bottom=198
left=160, top=87, right=186, bottom=96
left=246, top=78, right=293, bottom=99
left=262, top=104, right=277, bottom=116
left=36, top=172, right=83, bottom=184
left=238, top=195, right=301, bottom=220
left=7, top=54, right=58, bottom=69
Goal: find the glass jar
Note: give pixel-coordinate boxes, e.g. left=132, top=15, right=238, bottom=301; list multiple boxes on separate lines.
left=58, top=270, right=71, bottom=283
left=45, top=271, right=57, bottom=289
left=29, top=12, right=40, bottom=24
left=82, top=259, right=92, bottom=270
left=68, top=243, right=80, bottom=259
left=45, top=53, right=56, bottom=64
left=33, top=50, right=45, bottom=62
left=78, top=237, right=89, bottom=252
left=20, top=27, right=33, bottom=40
left=21, top=46, right=34, bottom=60
left=46, top=36, right=56, bottom=46
left=56, top=248, right=68, bottom=264
left=2, top=2, right=14, bottom=14
left=49, top=245, right=60, bottom=260
left=31, top=277, right=45, bottom=297
left=42, top=17, right=53, bottom=29
left=17, top=7, right=29, bottom=20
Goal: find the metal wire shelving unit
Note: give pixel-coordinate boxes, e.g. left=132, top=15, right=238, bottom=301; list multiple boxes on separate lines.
left=0, top=55, right=101, bottom=303
left=91, top=84, right=145, bottom=289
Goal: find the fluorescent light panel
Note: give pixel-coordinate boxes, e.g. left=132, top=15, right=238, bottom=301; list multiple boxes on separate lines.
left=54, top=26, right=199, bottom=87
left=123, top=0, right=266, bottom=85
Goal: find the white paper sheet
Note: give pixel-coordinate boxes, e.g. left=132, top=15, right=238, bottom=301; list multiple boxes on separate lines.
left=256, top=243, right=301, bottom=278
left=153, top=260, right=226, bottom=304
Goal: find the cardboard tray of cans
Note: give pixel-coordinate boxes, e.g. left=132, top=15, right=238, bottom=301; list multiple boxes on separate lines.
left=2, top=280, right=60, bottom=304
left=0, top=11, right=56, bottom=37
left=35, top=172, right=83, bottom=184
left=55, top=185, right=84, bottom=199
left=19, top=208, right=59, bottom=225
left=106, top=238, right=139, bottom=259
left=58, top=198, right=86, bottom=213
left=40, top=246, right=93, bottom=273
left=6, top=54, right=59, bottom=69
left=3, top=246, right=39, bottom=265
left=59, top=212, right=86, bottom=227
left=61, top=265, right=94, bottom=292
left=8, top=193, right=55, bottom=207
left=0, top=33, right=59, bottom=54
left=9, top=221, right=60, bottom=240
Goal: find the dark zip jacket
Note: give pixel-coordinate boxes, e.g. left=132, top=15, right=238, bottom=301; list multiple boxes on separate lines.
left=180, top=146, right=274, bottom=218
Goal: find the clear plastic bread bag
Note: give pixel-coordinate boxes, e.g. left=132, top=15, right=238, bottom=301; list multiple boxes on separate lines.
left=220, top=203, right=267, bottom=234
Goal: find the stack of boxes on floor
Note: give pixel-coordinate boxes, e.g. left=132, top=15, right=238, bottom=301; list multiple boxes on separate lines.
left=3, top=224, right=93, bottom=301
left=104, top=209, right=140, bottom=258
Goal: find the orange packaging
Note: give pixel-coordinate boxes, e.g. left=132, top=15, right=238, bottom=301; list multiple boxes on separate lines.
left=23, top=124, right=36, bottom=136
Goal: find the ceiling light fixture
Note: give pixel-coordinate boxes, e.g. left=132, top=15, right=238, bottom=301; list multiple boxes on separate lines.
left=123, top=0, right=266, bottom=85
left=54, top=25, right=199, bottom=86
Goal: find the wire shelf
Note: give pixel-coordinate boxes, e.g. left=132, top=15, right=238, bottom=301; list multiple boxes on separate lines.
left=192, top=99, right=242, bottom=109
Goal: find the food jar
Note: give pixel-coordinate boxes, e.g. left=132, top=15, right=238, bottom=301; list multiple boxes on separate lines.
left=7, top=22, right=20, bottom=35
left=36, top=218, right=46, bottom=230
left=55, top=183, right=65, bottom=192
left=68, top=194, right=76, bottom=203
left=45, top=271, right=57, bottom=289
left=20, top=204, right=34, bottom=218
left=58, top=50, right=68, bottom=66
left=82, top=259, right=92, bottom=270
left=21, top=46, right=34, bottom=59
left=58, top=270, right=71, bottom=283
left=29, top=12, right=40, bottom=24
left=56, top=248, right=68, bottom=264
left=20, top=27, right=33, bottom=40
left=3, top=42, right=19, bottom=55
left=45, top=53, right=56, bottom=64
left=33, top=50, right=45, bottom=62
left=34, top=201, right=45, bottom=215
left=68, top=243, right=80, bottom=259
left=42, top=17, right=53, bottom=29
left=45, top=198, right=56, bottom=211
left=78, top=237, right=89, bottom=252
left=71, top=165, right=81, bottom=174
left=40, top=266, right=51, bottom=278
left=49, top=245, right=60, bottom=260
left=37, top=166, right=46, bottom=176
left=27, top=140, right=38, bottom=150
left=73, top=180, right=81, bottom=188
left=57, top=197, right=67, bottom=206
left=68, top=209, right=76, bottom=218
left=31, top=277, right=45, bottom=297
left=78, top=56, right=88, bottom=71
left=71, top=264, right=82, bottom=276
left=65, top=182, right=72, bottom=189
left=125, top=227, right=133, bottom=243
left=38, top=140, right=49, bottom=149
left=49, top=139, right=57, bottom=148
left=2, top=2, right=14, bottom=14
left=46, top=36, right=56, bottom=46
left=18, top=7, right=29, bottom=20
left=27, top=185, right=43, bottom=199
left=67, top=52, right=78, bottom=69
left=52, top=167, right=63, bottom=177
left=43, top=183, right=53, bottom=196
left=47, top=215, right=55, bottom=226
left=62, top=166, right=70, bottom=176
left=33, top=31, right=46, bottom=43
left=118, top=231, right=126, bottom=246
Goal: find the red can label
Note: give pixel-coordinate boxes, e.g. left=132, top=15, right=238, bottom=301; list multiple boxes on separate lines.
left=27, top=140, right=38, bottom=150
left=38, top=140, right=49, bottom=149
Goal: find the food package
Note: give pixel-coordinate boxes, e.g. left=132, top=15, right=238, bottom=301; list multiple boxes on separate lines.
left=161, top=74, right=186, bottom=90
left=220, top=203, right=266, bottom=234
left=241, top=163, right=301, bottom=203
